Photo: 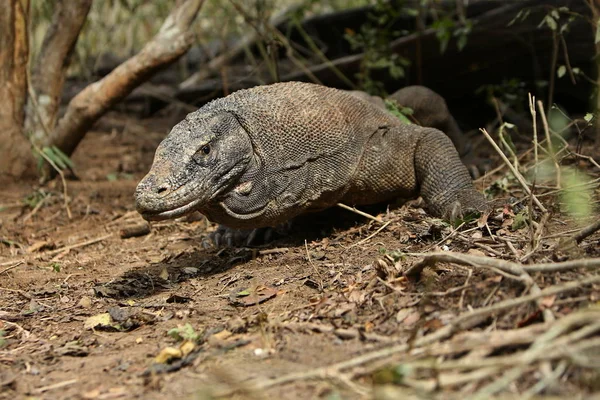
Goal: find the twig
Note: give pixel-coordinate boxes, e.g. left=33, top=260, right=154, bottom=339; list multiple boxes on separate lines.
left=280, top=322, right=392, bottom=343
left=345, top=221, right=391, bottom=250
left=479, top=128, right=547, bottom=213
left=35, top=379, right=78, bottom=394
left=520, top=211, right=550, bottom=263
left=458, top=268, right=473, bottom=310
left=337, top=203, right=383, bottom=223
left=529, top=93, right=538, bottom=178
left=0, top=261, right=24, bottom=275
left=404, top=252, right=525, bottom=281
left=404, top=251, right=600, bottom=276
left=305, top=240, right=323, bottom=291
left=537, top=99, right=561, bottom=188
left=573, top=217, right=600, bottom=243
left=0, top=233, right=113, bottom=265
left=257, top=247, right=289, bottom=256
left=22, top=195, right=47, bottom=222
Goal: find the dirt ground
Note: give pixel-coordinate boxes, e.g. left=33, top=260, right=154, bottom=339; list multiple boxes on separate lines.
left=1, top=112, right=599, bottom=400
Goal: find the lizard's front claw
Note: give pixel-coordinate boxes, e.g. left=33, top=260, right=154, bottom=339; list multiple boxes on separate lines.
left=439, top=189, right=490, bottom=224
left=205, top=224, right=289, bottom=248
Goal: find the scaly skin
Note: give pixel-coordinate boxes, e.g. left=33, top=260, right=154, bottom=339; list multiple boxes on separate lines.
left=135, top=82, right=487, bottom=229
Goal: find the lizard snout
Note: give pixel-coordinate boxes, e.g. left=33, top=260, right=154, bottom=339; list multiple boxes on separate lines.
left=134, top=173, right=172, bottom=213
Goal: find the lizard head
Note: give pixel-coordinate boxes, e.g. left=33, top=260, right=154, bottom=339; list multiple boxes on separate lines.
left=135, top=111, right=253, bottom=221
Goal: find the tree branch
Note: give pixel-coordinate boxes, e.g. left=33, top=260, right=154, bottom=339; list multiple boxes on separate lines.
left=50, top=0, right=206, bottom=156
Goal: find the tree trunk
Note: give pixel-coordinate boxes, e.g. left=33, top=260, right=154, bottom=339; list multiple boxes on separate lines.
left=0, top=0, right=34, bottom=179
left=25, top=0, right=93, bottom=148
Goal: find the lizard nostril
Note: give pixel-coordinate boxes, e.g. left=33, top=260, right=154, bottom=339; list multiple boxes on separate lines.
left=156, top=186, right=169, bottom=195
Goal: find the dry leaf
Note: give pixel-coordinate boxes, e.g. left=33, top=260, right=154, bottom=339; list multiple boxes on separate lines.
left=154, top=347, right=182, bottom=364
left=84, top=313, right=113, bottom=330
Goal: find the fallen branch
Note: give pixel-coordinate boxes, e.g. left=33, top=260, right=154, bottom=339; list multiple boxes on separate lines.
left=0, top=261, right=24, bottom=275
left=404, top=251, right=600, bottom=278
left=573, top=217, right=600, bottom=243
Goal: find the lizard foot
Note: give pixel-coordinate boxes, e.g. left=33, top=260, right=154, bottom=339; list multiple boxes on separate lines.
left=439, top=189, right=490, bottom=224
left=203, top=221, right=293, bottom=248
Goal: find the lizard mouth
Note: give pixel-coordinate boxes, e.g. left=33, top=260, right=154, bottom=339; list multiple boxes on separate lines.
left=140, top=197, right=204, bottom=221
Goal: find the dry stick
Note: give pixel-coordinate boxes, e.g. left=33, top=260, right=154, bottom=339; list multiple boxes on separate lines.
left=345, top=221, right=391, bottom=250
left=404, top=252, right=524, bottom=280
left=529, top=93, right=539, bottom=175
left=22, top=195, right=47, bottom=222
left=217, top=275, right=600, bottom=396
left=479, top=128, right=547, bottom=213
left=473, top=312, right=600, bottom=398
left=573, top=217, right=600, bottom=243
left=336, top=203, right=383, bottom=223
left=361, top=311, right=600, bottom=393
left=0, top=233, right=113, bottom=266
left=537, top=100, right=562, bottom=188
left=404, top=251, right=600, bottom=276
left=0, top=261, right=24, bottom=275
left=35, top=379, right=78, bottom=394
left=280, top=322, right=392, bottom=343
left=519, top=212, right=551, bottom=263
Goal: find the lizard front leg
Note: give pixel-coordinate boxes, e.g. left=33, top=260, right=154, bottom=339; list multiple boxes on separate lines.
left=414, top=128, right=489, bottom=220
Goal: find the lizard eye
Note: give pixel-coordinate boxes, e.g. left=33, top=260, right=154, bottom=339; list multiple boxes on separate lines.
left=200, top=144, right=210, bottom=155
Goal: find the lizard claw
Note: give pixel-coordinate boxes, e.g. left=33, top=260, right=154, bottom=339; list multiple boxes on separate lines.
left=440, top=189, right=490, bottom=225
left=205, top=225, right=286, bottom=248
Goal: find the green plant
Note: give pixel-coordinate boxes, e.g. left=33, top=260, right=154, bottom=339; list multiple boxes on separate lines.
left=23, top=189, right=48, bottom=209
left=477, top=78, right=529, bottom=114
left=344, top=0, right=411, bottom=95
left=37, top=145, right=74, bottom=173
left=432, top=15, right=472, bottom=53
left=167, top=323, right=201, bottom=342
left=384, top=99, right=413, bottom=125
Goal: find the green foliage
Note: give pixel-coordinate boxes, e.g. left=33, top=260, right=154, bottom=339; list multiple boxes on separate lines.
left=38, top=146, right=74, bottom=173
left=511, top=210, right=528, bottom=230
left=343, top=0, right=411, bottom=95
left=50, top=263, right=61, bottom=273
left=432, top=16, right=472, bottom=53
left=484, top=176, right=511, bottom=197
left=535, top=162, right=596, bottom=223
left=0, top=330, right=5, bottom=348
left=560, top=167, right=595, bottom=220
left=537, top=6, right=579, bottom=34
left=167, top=323, right=201, bottom=342
left=384, top=99, right=413, bottom=125
left=23, top=189, right=47, bottom=209
left=477, top=78, right=528, bottom=113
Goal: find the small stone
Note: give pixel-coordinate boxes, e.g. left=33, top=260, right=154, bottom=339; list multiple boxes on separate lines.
left=78, top=296, right=92, bottom=308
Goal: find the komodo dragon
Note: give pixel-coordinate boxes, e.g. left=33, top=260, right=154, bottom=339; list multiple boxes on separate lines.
left=135, top=82, right=488, bottom=235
